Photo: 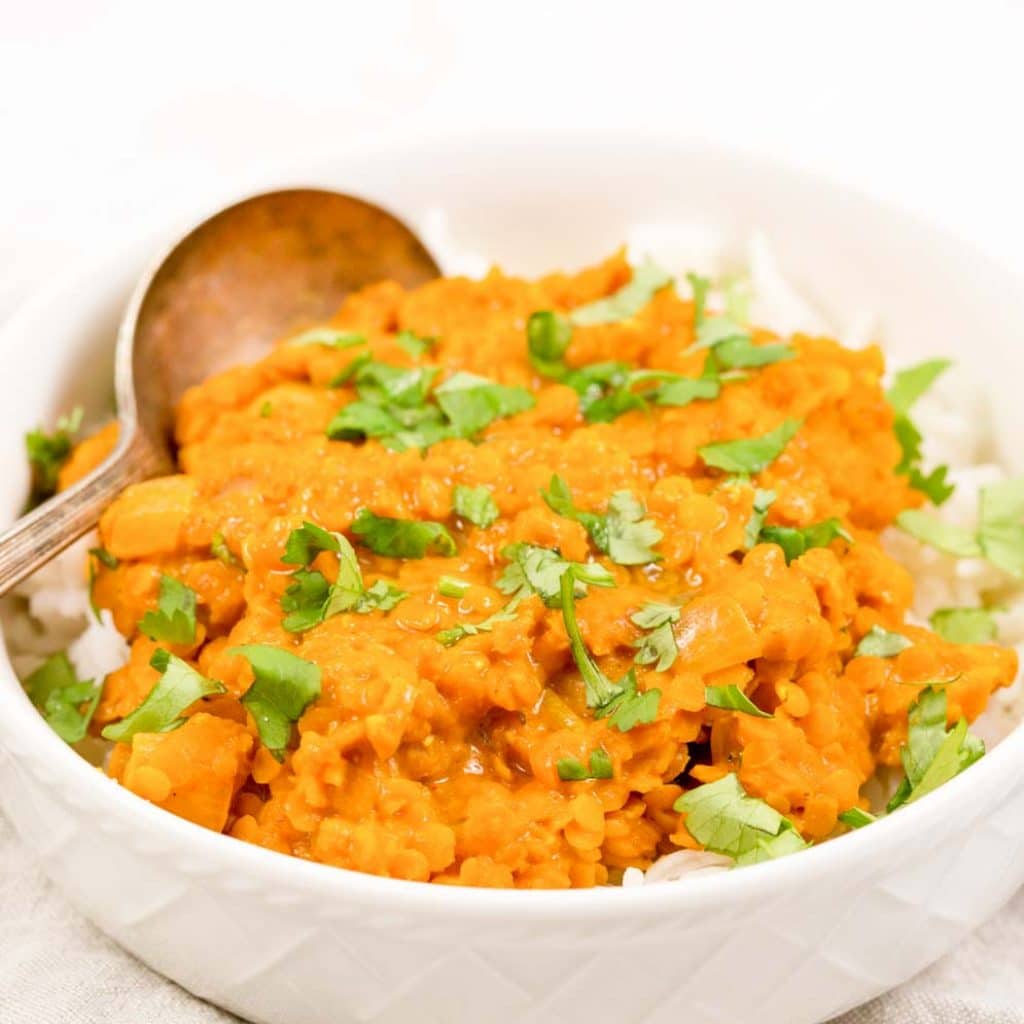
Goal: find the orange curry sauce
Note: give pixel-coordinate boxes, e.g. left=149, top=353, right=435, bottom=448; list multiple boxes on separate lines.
left=76, top=253, right=1015, bottom=888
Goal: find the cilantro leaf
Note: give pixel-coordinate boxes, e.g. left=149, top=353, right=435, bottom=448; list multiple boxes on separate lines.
left=286, top=327, right=366, bottom=350
left=855, top=625, right=912, bottom=658
left=280, top=522, right=406, bottom=631
left=686, top=272, right=710, bottom=326
left=693, top=315, right=750, bottom=351
left=698, top=419, right=801, bottom=475
left=704, top=684, right=772, bottom=718
left=556, top=569, right=660, bottom=730
left=452, top=485, right=499, bottom=528
left=743, top=489, right=777, bottom=551
left=557, top=748, right=614, bottom=781
left=352, top=508, right=457, bottom=559
left=231, top=645, right=322, bottom=761
left=89, top=546, right=119, bottom=570
left=838, top=807, right=876, bottom=829
left=24, top=652, right=101, bottom=744
left=654, top=374, right=721, bottom=408
left=436, top=596, right=522, bottom=647
left=630, top=601, right=681, bottom=672
left=930, top=607, right=997, bottom=644
left=569, top=257, right=673, bottom=326
left=541, top=476, right=662, bottom=565
left=674, top=773, right=808, bottom=866
left=210, top=531, right=239, bottom=567
left=138, top=575, right=198, bottom=645
left=438, top=576, right=471, bottom=598
left=896, top=510, right=983, bottom=558
left=101, top=650, right=225, bottom=742
left=395, top=329, right=436, bottom=358
left=887, top=685, right=984, bottom=811
left=497, top=542, right=614, bottom=607
left=713, top=338, right=794, bottom=370
left=757, top=518, right=851, bottom=563
left=887, top=360, right=954, bottom=505
left=977, top=478, right=1024, bottom=576
left=527, top=311, right=573, bottom=378
left=434, top=372, right=535, bottom=437
left=25, top=406, right=82, bottom=505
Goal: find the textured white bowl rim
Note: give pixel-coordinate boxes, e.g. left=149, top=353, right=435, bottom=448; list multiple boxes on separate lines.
left=2, top=129, right=1023, bottom=924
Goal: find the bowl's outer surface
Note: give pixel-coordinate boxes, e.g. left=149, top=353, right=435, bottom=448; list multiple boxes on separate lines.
left=3, top=134, right=1024, bottom=1024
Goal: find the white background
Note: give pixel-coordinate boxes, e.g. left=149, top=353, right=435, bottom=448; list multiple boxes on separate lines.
left=3, top=0, right=1024, bottom=320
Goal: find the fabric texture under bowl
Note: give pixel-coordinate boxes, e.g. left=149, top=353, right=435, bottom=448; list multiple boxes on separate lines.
left=2, top=133, right=1024, bottom=1024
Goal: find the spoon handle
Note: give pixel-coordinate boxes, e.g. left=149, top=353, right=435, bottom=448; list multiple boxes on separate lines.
left=0, top=436, right=162, bottom=598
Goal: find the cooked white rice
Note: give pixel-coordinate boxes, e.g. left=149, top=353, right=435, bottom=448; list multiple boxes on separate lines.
left=3, top=222, right=1022, bottom=886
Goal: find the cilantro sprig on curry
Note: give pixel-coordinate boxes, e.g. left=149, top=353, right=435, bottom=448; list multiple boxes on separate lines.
left=20, top=252, right=1018, bottom=888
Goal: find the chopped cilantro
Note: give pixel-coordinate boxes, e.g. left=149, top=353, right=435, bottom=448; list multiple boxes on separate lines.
left=686, top=272, right=710, bottom=326
left=557, top=748, right=614, bottom=781
left=527, top=310, right=573, bottom=378
left=497, top=542, right=614, bottom=607
left=743, top=489, right=777, bottom=551
left=210, top=531, right=239, bottom=568
left=630, top=601, right=681, bottom=672
left=569, top=257, right=673, bottom=326
left=887, top=360, right=954, bottom=505
left=395, top=329, right=436, bottom=358
left=259, top=400, right=272, bottom=418
left=557, top=569, right=660, bottom=731
left=855, top=625, right=912, bottom=658
left=438, top=576, right=471, bottom=598
left=437, top=596, right=522, bottom=647
left=757, top=518, right=852, bottom=563
left=930, top=607, right=997, bottom=644
left=541, top=475, right=662, bottom=565
left=452, top=485, right=499, bottom=528
left=433, top=372, right=535, bottom=438
left=674, top=773, right=808, bottom=866
left=704, top=684, right=772, bottom=718
left=279, top=521, right=406, bottom=631
left=287, top=327, right=366, bottom=350
left=25, top=406, right=82, bottom=505
left=89, top=546, right=118, bottom=570
left=231, top=645, right=321, bottom=761
left=351, top=509, right=456, bottom=559
left=838, top=807, right=876, bottom=829
left=24, top=652, right=101, bottom=744
left=713, top=337, right=794, bottom=370
left=896, top=510, right=982, bottom=557
left=698, top=419, right=801, bottom=475
left=138, top=575, right=198, bottom=645
left=887, top=685, right=984, bottom=811
left=101, top=650, right=225, bottom=742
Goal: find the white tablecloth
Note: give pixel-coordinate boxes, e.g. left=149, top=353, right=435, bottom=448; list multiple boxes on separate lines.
left=2, top=810, right=1022, bottom=1024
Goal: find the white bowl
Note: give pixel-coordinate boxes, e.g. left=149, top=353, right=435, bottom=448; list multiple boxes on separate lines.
left=3, top=134, right=1024, bottom=1024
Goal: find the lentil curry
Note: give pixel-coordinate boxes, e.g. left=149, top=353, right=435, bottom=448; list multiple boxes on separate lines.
left=31, top=253, right=1018, bottom=887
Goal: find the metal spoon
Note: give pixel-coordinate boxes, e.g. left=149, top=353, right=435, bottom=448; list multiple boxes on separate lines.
left=0, top=189, right=440, bottom=596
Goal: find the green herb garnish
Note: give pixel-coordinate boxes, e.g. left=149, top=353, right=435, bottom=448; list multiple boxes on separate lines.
left=287, top=327, right=366, bottom=350
left=838, top=807, right=876, bottom=829
left=497, top=542, right=614, bottom=607
left=542, top=475, right=662, bottom=565
left=887, top=360, right=954, bottom=504
left=351, top=509, right=457, bottom=559
left=704, top=684, right=772, bottom=718
left=395, top=329, right=436, bottom=358
left=101, top=650, right=225, bottom=742
left=698, top=419, right=801, bottom=475
left=757, top=518, right=851, bottom=564
left=674, top=773, right=808, bottom=865
left=231, top=645, right=322, bottom=761
left=438, top=576, right=471, bottom=598
left=25, top=406, right=82, bottom=506
left=433, top=372, right=535, bottom=438
left=569, top=257, right=673, bottom=326
left=527, top=311, right=573, bottom=378
left=886, top=685, right=985, bottom=811
left=743, top=489, right=777, bottom=551
left=557, top=748, right=614, bottom=781
left=210, top=531, right=239, bottom=567
left=630, top=601, right=681, bottom=672
left=280, top=521, right=406, bottom=631
left=138, top=575, right=198, bottom=645
left=855, top=625, right=912, bottom=658
left=437, top=596, right=523, bottom=647
left=24, top=652, right=101, bottom=744
left=930, top=607, right=997, bottom=644
left=452, top=485, right=499, bottom=528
